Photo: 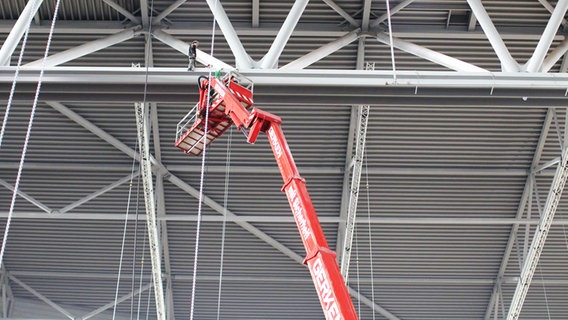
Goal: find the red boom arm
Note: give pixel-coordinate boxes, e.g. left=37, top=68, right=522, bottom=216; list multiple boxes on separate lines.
left=175, top=73, right=358, bottom=320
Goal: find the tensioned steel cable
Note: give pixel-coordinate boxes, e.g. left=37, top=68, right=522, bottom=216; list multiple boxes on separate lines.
left=112, top=142, right=140, bottom=320
left=216, top=127, right=233, bottom=320
left=189, top=0, right=220, bottom=318
left=0, top=0, right=62, bottom=268
left=364, top=152, right=377, bottom=320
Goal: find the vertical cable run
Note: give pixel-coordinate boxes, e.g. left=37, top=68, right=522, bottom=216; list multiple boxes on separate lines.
left=189, top=1, right=220, bottom=318
left=216, top=128, right=233, bottom=320
left=364, top=153, right=376, bottom=320
left=112, top=148, right=140, bottom=320
left=0, top=0, right=62, bottom=268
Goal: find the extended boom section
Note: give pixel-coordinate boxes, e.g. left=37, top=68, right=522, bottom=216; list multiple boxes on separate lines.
left=175, top=72, right=358, bottom=320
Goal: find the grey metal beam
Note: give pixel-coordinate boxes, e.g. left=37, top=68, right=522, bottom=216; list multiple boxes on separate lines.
left=280, top=30, right=360, bottom=69
left=370, top=0, right=417, bottom=28
left=321, top=0, right=359, bottom=27
left=0, top=178, right=52, bottom=213
left=25, top=27, right=143, bottom=67
left=81, top=283, right=152, bottom=320
left=466, top=0, right=519, bottom=71
left=260, top=0, right=310, bottom=69
left=8, top=274, right=74, bottom=319
left=8, top=211, right=568, bottom=225
left=0, top=161, right=545, bottom=176
left=506, top=113, right=568, bottom=319
left=134, top=102, right=166, bottom=320
left=483, top=109, right=552, bottom=320
left=101, top=0, right=140, bottom=24
left=375, top=32, right=488, bottom=72
left=0, top=0, right=44, bottom=66
left=154, top=0, right=187, bottom=24
left=205, top=0, right=253, bottom=69
left=58, top=172, right=139, bottom=214
left=525, top=0, right=568, bottom=72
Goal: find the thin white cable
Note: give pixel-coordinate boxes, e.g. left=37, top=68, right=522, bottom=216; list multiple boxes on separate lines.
left=0, top=0, right=38, bottom=150
left=216, top=128, right=233, bottom=320
left=364, top=152, right=376, bottom=320
left=0, top=0, right=62, bottom=268
left=136, top=222, right=148, bottom=320
left=538, top=265, right=552, bottom=320
left=385, top=0, right=397, bottom=83
left=112, top=150, right=140, bottom=320
left=354, top=227, right=362, bottom=317
left=189, top=1, right=219, bottom=318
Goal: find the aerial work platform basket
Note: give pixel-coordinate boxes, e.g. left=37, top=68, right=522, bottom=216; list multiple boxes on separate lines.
left=174, top=72, right=254, bottom=156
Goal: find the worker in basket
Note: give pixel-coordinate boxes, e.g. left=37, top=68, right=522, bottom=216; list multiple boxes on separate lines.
left=188, top=40, right=199, bottom=71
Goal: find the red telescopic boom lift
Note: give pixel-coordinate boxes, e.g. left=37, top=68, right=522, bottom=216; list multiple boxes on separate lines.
left=175, top=72, right=358, bottom=320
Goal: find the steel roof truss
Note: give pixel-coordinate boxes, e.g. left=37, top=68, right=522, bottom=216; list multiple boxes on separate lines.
left=8, top=274, right=73, bottom=319
left=134, top=102, right=166, bottom=320
left=322, top=0, right=359, bottom=27
left=205, top=0, right=253, bottom=69
left=375, top=32, right=487, bottom=72
left=0, top=0, right=44, bottom=66
left=483, top=109, right=553, bottom=320
left=150, top=102, right=176, bottom=320
left=525, top=0, right=568, bottom=72
left=0, top=266, right=14, bottom=318
left=466, top=0, right=519, bottom=72
left=370, top=0, right=416, bottom=28
left=80, top=282, right=152, bottom=320
left=101, top=0, right=140, bottom=25
left=506, top=110, right=568, bottom=320
left=259, top=0, right=309, bottom=69
left=281, top=29, right=360, bottom=69
left=58, top=172, right=139, bottom=215
left=154, top=0, right=187, bottom=24
left=25, top=26, right=143, bottom=68
left=152, top=29, right=233, bottom=70
left=0, top=178, right=52, bottom=214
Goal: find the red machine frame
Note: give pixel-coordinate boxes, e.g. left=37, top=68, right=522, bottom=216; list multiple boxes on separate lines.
left=175, top=72, right=358, bottom=320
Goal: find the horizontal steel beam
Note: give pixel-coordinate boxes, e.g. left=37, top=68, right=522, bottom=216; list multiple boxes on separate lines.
left=4, top=212, right=568, bottom=225
left=1, top=68, right=568, bottom=106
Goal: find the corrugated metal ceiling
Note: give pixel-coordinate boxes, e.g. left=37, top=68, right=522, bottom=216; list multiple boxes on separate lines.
left=1, top=0, right=568, bottom=320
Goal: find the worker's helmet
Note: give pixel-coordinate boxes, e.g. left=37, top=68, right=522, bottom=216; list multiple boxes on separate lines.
left=192, top=40, right=199, bottom=46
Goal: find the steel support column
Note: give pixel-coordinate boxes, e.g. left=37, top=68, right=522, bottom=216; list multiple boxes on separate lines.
left=260, top=0, right=310, bottom=69
left=483, top=109, right=552, bottom=320
left=134, top=102, right=166, bottom=320
left=0, top=0, right=44, bottom=66
left=506, top=110, right=568, bottom=319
